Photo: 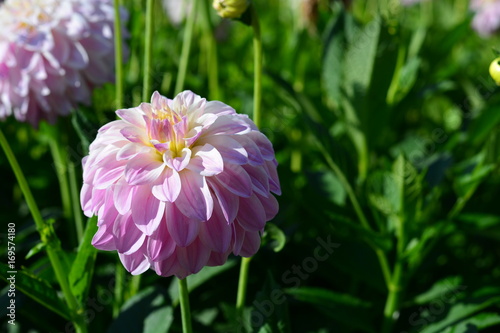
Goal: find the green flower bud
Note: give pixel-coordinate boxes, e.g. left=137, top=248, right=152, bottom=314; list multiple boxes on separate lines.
left=489, top=57, right=500, bottom=86
left=213, top=0, right=250, bottom=19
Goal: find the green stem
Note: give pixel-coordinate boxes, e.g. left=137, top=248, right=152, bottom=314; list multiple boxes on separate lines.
left=175, top=0, right=198, bottom=95
left=236, top=256, right=252, bottom=319
left=0, top=130, right=86, bottom=333
left=382, top=262, right=403, bottom=333
left=178, top=278, right=193, bottom=333
left=48, top=133, right=73, bottom=224
left=113, top=264, right=125, bottom=318
left=200, top=0, right=219, bottom=100
left=319, top=145, right=392, bottom=286
left=142, top=0, right=154, bottom=101
left=113, top=0, right=124, bottom=109
left=251, top=4, right=262, bottom=128
left=68, top=161, right=83, bottom=242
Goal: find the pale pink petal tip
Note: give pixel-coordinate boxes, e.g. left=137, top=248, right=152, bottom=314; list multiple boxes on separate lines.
left=81, top=91, right=281, bottom=278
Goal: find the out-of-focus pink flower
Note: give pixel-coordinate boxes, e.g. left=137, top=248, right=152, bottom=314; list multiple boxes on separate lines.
left=0, top=0, right=128, bottom=126
left=81, top=91, right=281, bottom=278
left=470, top=0, right=500, bottom=37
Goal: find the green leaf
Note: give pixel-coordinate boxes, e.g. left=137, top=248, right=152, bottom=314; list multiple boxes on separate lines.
left=25, top=242, right=45, bottom=260
left=420, top=295, right=500, bottom=333
left=252, top=271, right=291, bottom=333
left=323, top=12, right=345, bottom=106
left=69, top=216, right=98, bottom=304
left=411, top=276, right=465, bottom=306
left=468, top=106, right=500, bottom=145
left=342, top=16, right=381, bottom=100
left=285, top=287, right=374, bottom=333
left=109, top=285, right=173, bottom=333
left=442, top=312, right=500, bottom=332
left=169, top=259, right=237, bottom=306
left=0, top=263, right=70, bottom=320
left=262, top=223, right=286, bottom=253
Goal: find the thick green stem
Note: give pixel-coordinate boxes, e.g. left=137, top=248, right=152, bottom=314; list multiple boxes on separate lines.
left=113, top=0, right=124, bottom=109
left=236, top=256, right=252, bottom=319
left=0, top=130, right=86, bottom=333
left=143, top=0, right=154, bottom=101
left=175, top=0, right=198, bottom=95
left=251, top=5, right=262, bottom=128
left=178, top=278, right=193, bottom=333
left=68, top=161, right=84, bottom=242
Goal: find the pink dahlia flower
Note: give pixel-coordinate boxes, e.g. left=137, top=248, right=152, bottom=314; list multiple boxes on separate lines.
left=0, top=0, right=128, bottom=126
left=81, top=91, right=281, bottom=278
left=470, top=0, right=500, bottom=37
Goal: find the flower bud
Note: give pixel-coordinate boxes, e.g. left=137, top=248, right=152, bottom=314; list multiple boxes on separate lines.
left=213, top=0, right=250, bottom=19
left=490, top=57, right=500, bottom=85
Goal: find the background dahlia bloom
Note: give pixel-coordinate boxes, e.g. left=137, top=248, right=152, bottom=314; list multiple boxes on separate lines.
left=470, top=0, right=500, bottom=37
left=0, top=0, right=128, bottom=126
left=81, top=91, right=281, bottom=278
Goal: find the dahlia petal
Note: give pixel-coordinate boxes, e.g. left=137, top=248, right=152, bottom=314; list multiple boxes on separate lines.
left=236, top=194, right=267, bottom=232
left=147, top=219, right=176, bottom=261
left=187, top=144, right=224, bottom=177
left=152, top=168, right=181, bottom=202
left=93, top=164, right=126, bottom=189
left=120, top=126, right=149, bottom=144
left=207, top=178, right=239, bottom=223
left=131, top=186, right=166, bottom=235
left=232, top=222, right=246, bottom=256
left=92, top=223, right=115, bottom=251
left=242, top=164, right=270, bottom=197
left=176, top=170, right=214, bottom=221
left=124, top=154, right=165, bottom=185
left=113, top=213, right=146, bottom=255
left=203, top=115, right=251, bottom=136
left=113, top=182, right=136, bottom=215
left=207, top=251, right=231, bottom=266
left=81, top=183, right=93, bottom=217
left=118, top=247, right=150, bottom=275
left=234, top=135, right=264, bottom=166
left=202, top=135, right=248, bottom=165
left=248, top=131, right=275, bottom=160
left=214, top=163, right=252, bottom=198
left=176, top=238, right=211, bottom=274
left=166, top=202, right=200, bottom=247
left=256, top=192, right=279, bottom=221
left=264, top=160, right=281, bottom=195
left=239, top=231, right=261, bottom=257
left=203, top=100, right=236, bottom=116
left=116, top=143, right=149, bottom=161
left=117, top=108, right=146, bottom=127
left=199, top=201, right=232, bottom=253
left=153, top=254, right=189, bottom=278
left=164, top=148, right=191, bottom=172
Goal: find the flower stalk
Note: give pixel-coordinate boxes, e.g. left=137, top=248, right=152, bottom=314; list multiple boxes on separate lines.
left=251, top=4, right=262, bottom=128
left=143, top=0, right=155, bottom=101
left=178, top=278, right=193, bottom=333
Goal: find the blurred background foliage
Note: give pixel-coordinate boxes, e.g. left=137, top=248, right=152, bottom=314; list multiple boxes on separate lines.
left=2, top=0, right=500, bottom=332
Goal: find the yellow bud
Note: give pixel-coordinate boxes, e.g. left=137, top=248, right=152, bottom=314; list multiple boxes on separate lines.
left=489, top=57, right=500, bottom=86
left=213, top=0, right=250, bottom=19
